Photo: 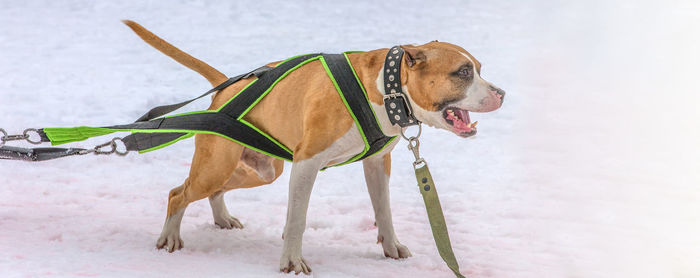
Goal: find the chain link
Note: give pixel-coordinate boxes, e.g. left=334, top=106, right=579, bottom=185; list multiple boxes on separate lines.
left=23, top=128, right=43, bottom=144
left=1, top=128, right=42, bottom=147
left=1, top=127, right=129, bottom=158
left=78, top=137, right=129, bottom=156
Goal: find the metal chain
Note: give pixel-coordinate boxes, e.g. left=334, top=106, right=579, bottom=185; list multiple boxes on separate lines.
left=0, top=128, right=42, bottom=147
left=1, top=127, right=128, bottom=157
left=400, top=124, right=426, bottom=168
left=78, top=137, right=129, bottom=156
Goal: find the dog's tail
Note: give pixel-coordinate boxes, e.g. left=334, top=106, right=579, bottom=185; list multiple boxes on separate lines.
left=122, top=20, right=228, bottom=87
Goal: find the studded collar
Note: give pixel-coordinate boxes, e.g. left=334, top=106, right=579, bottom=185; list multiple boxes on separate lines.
left=382, top=46, right=420, bottom=128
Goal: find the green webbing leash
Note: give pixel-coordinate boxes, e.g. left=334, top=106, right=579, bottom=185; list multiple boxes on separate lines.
left=403, top=125, right=466, bottom=278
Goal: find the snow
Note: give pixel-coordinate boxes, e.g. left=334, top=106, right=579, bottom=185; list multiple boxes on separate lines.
left=1, top=0, right=699, bottom=277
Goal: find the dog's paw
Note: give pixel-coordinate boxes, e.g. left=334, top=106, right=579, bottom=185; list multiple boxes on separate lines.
left=214, top=215, right=244, bottom=229
left=156, top=233, right=184, bottom=253
left=378, top=234, right=412, bottom=259
left=280, top=254, right=312, bottom=275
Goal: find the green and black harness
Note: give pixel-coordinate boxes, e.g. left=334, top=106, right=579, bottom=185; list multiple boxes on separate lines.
left=0, top=46, right=465, bottom=278
left=4, top=53, right=396, bottom=165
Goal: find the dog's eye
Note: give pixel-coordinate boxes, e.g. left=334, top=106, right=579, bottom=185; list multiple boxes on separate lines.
left=458, top=67, right=472, bottom=78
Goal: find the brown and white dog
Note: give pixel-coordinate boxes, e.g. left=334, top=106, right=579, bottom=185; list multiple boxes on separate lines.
left=122, top=20, right=504, bottom=274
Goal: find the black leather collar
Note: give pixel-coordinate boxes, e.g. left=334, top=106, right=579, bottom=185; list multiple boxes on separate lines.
left=383, top=46, right=420, bottom=127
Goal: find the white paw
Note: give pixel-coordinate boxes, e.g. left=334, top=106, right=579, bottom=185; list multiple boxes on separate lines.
left=156, top=232, right=183, bottom=253
left=214, top=215, right=244, bottom=229
left=280, top=254, right=312, bottom=275
left=378, top=234, right=412, bottom=259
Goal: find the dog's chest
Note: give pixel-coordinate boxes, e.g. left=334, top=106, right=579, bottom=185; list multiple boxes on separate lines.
left=319, top=124, right=367, bottom=166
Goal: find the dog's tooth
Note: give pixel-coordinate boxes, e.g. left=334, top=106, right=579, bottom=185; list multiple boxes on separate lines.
left=472, top=121, right=478, bottom=127
left=466, top=122, right=472, bottom=128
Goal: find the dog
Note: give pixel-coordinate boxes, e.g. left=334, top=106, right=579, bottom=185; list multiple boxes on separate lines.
left=122, top=20, right=504, bottom=274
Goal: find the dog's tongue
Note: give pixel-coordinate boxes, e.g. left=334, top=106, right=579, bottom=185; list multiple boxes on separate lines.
left=457, top=109, right=470, bottom=124
left=446, top=110, right=473, bottom=133
left=452, top=118, right=472, bottom=133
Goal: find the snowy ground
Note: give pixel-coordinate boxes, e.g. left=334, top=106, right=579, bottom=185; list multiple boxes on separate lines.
left=1, top=1, right=699, bottom=277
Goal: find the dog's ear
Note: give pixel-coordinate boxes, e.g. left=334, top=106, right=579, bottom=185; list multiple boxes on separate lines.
left=400, top=45, right=426, bottom=68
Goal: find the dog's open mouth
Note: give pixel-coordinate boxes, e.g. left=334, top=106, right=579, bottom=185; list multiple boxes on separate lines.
left=443, top=107, right=477, bottom=138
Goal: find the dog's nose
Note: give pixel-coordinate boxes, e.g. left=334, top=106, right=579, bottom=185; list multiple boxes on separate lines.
left=489, top=85, right=505, bottom=103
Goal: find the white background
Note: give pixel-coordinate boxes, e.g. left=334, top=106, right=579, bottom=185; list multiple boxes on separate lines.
left=1, top=1, right=698, bottom=277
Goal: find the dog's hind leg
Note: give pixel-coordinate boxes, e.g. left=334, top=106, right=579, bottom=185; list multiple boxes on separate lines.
left=362, top=153, right=411, bottom=259
left=156, top=134, right=244, bottom=252
left=156, top=184, right=186, bottom=252
left=209, top=150, right=284, bottom=229
left=208, top=191, right=243, bottom=229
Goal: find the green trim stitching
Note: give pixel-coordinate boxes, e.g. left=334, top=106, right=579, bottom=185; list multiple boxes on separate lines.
left=279, top=53, right=315, bottom=64
left=126, top=128, right=292, bottom=161
left=319, top=136, right=397, bottom=171
left=369, top=136, right=398, bottom=159
left=211, top=53, right=313, bottom=115
left=239, top=118, right=293, bottom=154
left=237, top=56, right=322, bottom=119
left=43, top=51, right=393, bottom=166
left=162, top=110, right=217, bottom=119
left=136, top=56, right=321, bottom=156
left=45, top=126, right=292, bottom=161
left=231, top=56, right=322, bottom=156
left=343, top=52, right=385, bottom=134
left=138, top=132, right=194, bottom=153
left=213, top=79, right=259, bottom=113
left=319, top=56, right=370, bottom=166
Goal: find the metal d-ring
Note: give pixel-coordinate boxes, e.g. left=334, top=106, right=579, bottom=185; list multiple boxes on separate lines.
left=400, top=123, right=422, bottom=141
left=112, top=137, right=129, bottom=156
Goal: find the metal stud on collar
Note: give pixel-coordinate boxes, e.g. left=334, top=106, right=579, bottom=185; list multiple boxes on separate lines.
left=383, top=46, right=419, bottom=128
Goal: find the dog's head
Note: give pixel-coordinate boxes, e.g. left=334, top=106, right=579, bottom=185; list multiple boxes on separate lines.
left=399, top=41, right=505, bottom=138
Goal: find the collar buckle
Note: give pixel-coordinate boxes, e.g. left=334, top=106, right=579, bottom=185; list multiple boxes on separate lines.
left=382, top=93, right=414, bottom=118
left=383, top=46, right=419, bottom=128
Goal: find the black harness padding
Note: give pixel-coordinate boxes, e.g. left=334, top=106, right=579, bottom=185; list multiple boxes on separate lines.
left=322, top=54, right=394, bottom=160
left=219, top=54, right=319, bottom=118
left=122, top=132, right=187, bottom=151
left=111, top=110, right=295, bottom=160
left=31, top=51, right=397, bottom=164
left=135, top=65, right=273, bottom=122
left=99, top=54, right=323, bottom=160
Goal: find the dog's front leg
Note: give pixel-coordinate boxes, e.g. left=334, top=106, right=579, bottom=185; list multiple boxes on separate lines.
left=280, top=158, right=321, bottom=274
left=363, top=153, right=412, bottom=259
